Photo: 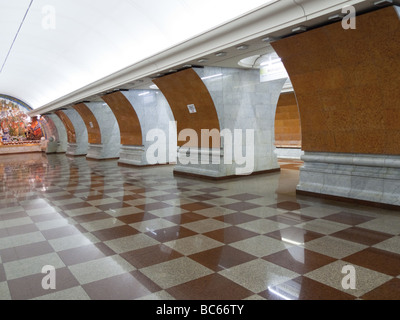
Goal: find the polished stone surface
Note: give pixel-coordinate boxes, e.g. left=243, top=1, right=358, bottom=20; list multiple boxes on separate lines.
left=0, top=154, right=399, bottom=300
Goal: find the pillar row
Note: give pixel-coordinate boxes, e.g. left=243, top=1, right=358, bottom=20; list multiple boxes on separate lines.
left=272, top=5, right=400, bottom=207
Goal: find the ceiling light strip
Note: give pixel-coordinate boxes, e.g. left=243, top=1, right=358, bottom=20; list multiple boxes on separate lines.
left=0, top=0, right=34, bottom=74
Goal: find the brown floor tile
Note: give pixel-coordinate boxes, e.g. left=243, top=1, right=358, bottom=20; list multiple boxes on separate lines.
left=228, top=193, right=263, bottom=201
left=41, top=225, right=82, bottom=240
left=95, top=202, right=131, bottom=211
left=72, top=212, right=112, bottom=224
left=0, top=224, right=39, bottom=238
left=91, top=225, right=139, bottom=241
left=189, top=246, right=257, bottom=272
left=180, top=202, right=214, bottom=212
left=203, top=226, right=259, bottom=244
left=117, top=212, right=158, bottom=224
left=130, top=187, right=158, bottom=194
left=214, top=212, right=259, bottom=225
left=331, top=227, right=392, bottom=246
left=0, top=264, right=6, bottom=282
left=136, top=202, right=173, bottom=211
left=151, top=194, right=181, bottom=201
left=267, top=212, right=314, bottom=226
left=265, top=227, right=325, bottom=243
left=58, top=243, right=115, bottom=266
left=261, top=276, right=356, bottom=300
left=197, top=187, right=226, bottom=193
left=263, top=247, right=336, bottom=274
left=361, top=278, right=400, bottom=300
left=114, top=194, right=145, bottom=202
left=121, top=244, right=183, bottom=269
left=163, top=213, right=208, bottom=225
left=145, top=226, right=197, bottom=243
left=60, top=202, right=93, bottom=211
left=7, top=267, right=80, bottom=300
left=221, top=202, right=261, bottom=212
left=0, top=211, right=29, bottom=221
left=270, top=201, right=309, bottom=211
left=167, top=273, right=253, bottom=300
left=0, top=241, right=55, bottom=263
left=323, top=212, right=376, bottom=226
left=343, top=248, right=400, bottom=277
left=83, top=195, right=107, bottom=201
left=189, top=194, right=222, bottom=201
left=82, top=271, right=161, bottom=300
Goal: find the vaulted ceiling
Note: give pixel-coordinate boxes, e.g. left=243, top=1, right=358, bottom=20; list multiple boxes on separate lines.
left=0, top=0, right=384, bottom=112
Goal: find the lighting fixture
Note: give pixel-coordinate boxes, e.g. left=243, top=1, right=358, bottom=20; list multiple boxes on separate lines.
left=215, top=52, right=227, bottom=57
left=236, top=45, right=249, bottom=50
left=292, top=26, right=308, bottom=33
left=328, top=13, right=346, bottom=21
left=261, top=36, right=277, bottom=43
left=197, top=58, right=208, bottom=63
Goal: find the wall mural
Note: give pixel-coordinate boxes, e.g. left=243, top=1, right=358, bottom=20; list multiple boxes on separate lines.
left=0, top=95, right=43, bottom=144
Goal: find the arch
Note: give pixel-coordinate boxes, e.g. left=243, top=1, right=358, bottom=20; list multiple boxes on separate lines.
left=272, top=6, right=400, bottom=155
left=55, top=111, right=76, bottom=143
left=275, top=92, right=302, bottom=149
left=101, top=91, right=143, bottom=146
left=73, top=103, right=102, bottom=145
left=153, top=68, right=221, bottom=148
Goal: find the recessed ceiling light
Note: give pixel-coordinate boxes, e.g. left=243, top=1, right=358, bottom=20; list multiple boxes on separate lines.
left=328, top=13, right=346, bottom=21
left=197, top=58, right=208, bottom=63
left=215, top=52, right=227, bottom=57
left=292, top=26, right=308, bottom=33
left=236, top=45, right=249, bottom=50
left=261, top=36, right=277, bottom=43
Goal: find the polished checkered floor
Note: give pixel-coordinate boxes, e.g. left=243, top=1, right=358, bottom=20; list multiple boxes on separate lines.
left=1, top=153, right=400, bottom=300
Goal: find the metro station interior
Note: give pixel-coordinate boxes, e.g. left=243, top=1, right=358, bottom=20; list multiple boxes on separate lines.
left=0, top=0, right=400, bottom=300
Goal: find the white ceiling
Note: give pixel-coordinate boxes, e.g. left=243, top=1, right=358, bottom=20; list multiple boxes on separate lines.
left=0, top=0, right=276, bottom=109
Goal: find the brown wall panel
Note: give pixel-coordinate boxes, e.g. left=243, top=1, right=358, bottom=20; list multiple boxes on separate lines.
left=272, top=6, right=400, bottom=155
left=55, top=111, right=76, bottom=143
left=73, top=103, right=101, bottom=145
left=101, top=92, right=142, bottom=146
left=275, top=92, right=302, bottom=148
left=153, top=68, right=221, bottom=147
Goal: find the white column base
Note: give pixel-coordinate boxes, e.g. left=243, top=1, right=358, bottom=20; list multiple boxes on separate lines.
left=118, top=145, right=148, bottom=166
left=297, top=152, right=400, bottom=207
left=66, top=143, right=87, bottom=157
left=86, top=144, right=120, bottom=160
left=275, top=148, right=304, bottom=160
left=174, top=147, right=280, bottom=179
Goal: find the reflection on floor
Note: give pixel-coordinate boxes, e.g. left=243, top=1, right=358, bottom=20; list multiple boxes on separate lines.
left=1, top=154, right=400, bottom=300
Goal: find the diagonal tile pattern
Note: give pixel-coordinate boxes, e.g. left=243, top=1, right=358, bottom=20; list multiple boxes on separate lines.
left=0, top=154, right=399, bottom=300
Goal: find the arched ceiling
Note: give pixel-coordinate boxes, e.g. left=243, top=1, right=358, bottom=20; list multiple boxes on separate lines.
left=0, top=0, right=275, bottom=109
left=0, top=0, right=384, bottom=113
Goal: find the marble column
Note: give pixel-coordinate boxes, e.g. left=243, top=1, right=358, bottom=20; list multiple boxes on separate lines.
left=119, top=90, right=177, bottom=167
left=84, top=102, right=121, bottom=160
left=159, top=67, right=286, bottom=179
left=63, top=109, right=88, bottom=156
left=47, top=114, right=68, bottom=153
